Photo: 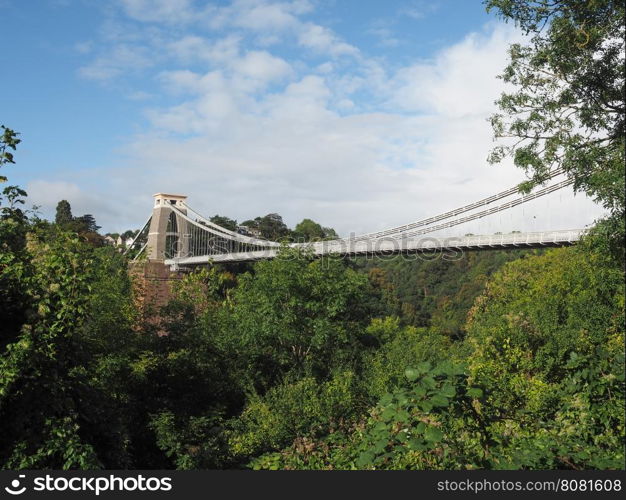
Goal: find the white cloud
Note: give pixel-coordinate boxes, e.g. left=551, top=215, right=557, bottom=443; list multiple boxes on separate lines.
left=297, top=23, right=359, bottom=57
left=167, top=35, right=241, bottom=63
left=232, top=0, right=304, bottom=31
left=389, top=24, right=524, bottom=116
left=231, top=50, right=293, bottom=88
left=402, top=1, right=441, bottom=21
left=108, top=23, right=602, bottom=236
left=158, top=69, right=211, bottom=95
left=316, top=62, right=334, bottom=74
left=222, top=1, right=357, bottom=58
left=51, top=4, right=605, bottom=235
left=78, top=43, right=153, bottom=81
left=80, top=0, right=357, bottom=90
left=158, top=48, right=292, bottom=97
left=118, top=0, right=198, bottom=24
left=27, top=180, right=84, bottom=206
left=26, top=180, right=124, bottom=230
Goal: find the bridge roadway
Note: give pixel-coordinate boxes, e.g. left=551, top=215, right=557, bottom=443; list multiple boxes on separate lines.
left=164, top=229, right=585, bottom=266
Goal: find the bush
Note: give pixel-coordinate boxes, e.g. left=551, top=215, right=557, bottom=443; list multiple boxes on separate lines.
left=229, top=371, right=361, bottom=461
left=465, top=247, right=625, bottom=469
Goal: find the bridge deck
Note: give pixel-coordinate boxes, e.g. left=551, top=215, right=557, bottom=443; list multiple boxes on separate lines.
left=164, top=229, right=585, bottom=266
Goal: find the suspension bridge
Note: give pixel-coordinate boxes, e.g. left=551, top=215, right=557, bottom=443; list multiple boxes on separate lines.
left=126, top=168, right=588, bottom=268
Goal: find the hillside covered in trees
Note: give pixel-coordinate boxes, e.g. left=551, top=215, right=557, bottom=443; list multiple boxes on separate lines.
left=0, top=181, right=623, bottom=469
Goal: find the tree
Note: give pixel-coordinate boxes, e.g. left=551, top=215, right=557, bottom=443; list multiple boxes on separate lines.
left=210, top=214, right=238, bottom=232
left=0, top=125, right=20, bottom=183
left=293, top=219, right=325, bottom=241
left=322, top=226, right=338, bottom=240
left=121, top=229, right=138, bottom=240
left=73, top=214, right=101, bottom=233
left=129, top=266, right=244, bottom=468
left=55, top=200, right=73, bottom=226
left=55, top=202, right=102, bottom=241
left=0, top=231, right=133, bottom=468
left=486, top=0, right=625, bottom=253
left=240, top=213, right=291, bottom=240
left=257, top=213, right=290, bottom=240
left=240, top=218, right=258, bottom=229
left=465, top=247, right=624, bottom=468
left=293, top=218, right=338, bottom=242
left=0, top=130, right=30, bottom=349
left=228, top=248, right=369, bottom=385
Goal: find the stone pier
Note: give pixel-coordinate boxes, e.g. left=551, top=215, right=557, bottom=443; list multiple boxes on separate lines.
left=146, top=193, right=189, bottom=262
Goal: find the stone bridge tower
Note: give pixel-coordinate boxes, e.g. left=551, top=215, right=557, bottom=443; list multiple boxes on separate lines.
left=146, top=193, right=189, bottom=261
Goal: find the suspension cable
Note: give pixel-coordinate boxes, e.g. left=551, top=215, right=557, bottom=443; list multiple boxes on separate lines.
left=169, top=204, right=282, bottom=248
left=345, top=168, right=565, bottom=241
left=123, top=215, right=152, bottom=255
left=177, top=203, right=282, bottom=247
left=384, top=178, right=574, bottom=240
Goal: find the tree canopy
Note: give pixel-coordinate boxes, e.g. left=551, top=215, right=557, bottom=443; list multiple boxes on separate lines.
left=293, top=218, right=339, bottom=242
left=55, top=200, right=73, bottom=226
left=210, top=215, right=238, bottom=232
left=0, top=126, right=20, bottom=183
left=486, top=0, right=625, bottom=253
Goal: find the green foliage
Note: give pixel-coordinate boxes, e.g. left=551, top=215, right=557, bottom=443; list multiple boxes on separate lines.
left=241, top=213, right=290, bottom=240
left=2, top=230, right=622, bottom=470
left=209, top=214, right=238, bottom=232
left=0, top=189, right=32, bottom=344
left=293, top=218, right=338, bottom=242
left=579, top=215, right=626, bottom=267
left=250, top=361, right=487, bottom=470
left=170, top=265, right=234, bottom=316
left=1, top=126, right=622, bottom=471
left=125, top=298, right=245, bottom=468
left=0, top=229, right=133, bottom=469
left=251, top=245, right=624, bottom=470
left=0, top=132, right=31, bottom=341
left=6, top=417, right=100, bottom=470
left=73, top=213, right=101, bottom=234
left=228, top=248, right=369, bottom=384
left=150, top=411, right=227, bottom=469
left=486, top=0, right=625, bottom=254
left=55, top=200, right=73, bottom=226
left=1, top=185, right=27, bottom=211
left=0, top=125, right=20, bottom=183
left=234, top=371, right=360, bottom=462
left=356, top=250, right=528, bottom=335
left=360, top=318, right=452, bottom=400
left=54, top=200, right=103, bottom=246
left=354, top=361, right=484, bottom=469
left=466, top=247, right=625, bottom=468
left=222, top=214, right=338, bottom=244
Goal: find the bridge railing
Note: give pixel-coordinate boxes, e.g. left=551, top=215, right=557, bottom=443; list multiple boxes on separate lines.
left=164, top=229, right=587, bottom=266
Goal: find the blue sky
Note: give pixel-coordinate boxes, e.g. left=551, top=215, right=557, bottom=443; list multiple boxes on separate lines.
left=0, top=0, right=602, bottom=234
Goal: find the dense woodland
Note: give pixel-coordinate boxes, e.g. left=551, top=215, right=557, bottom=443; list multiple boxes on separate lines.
left=0, top=0, right=624, bottom=470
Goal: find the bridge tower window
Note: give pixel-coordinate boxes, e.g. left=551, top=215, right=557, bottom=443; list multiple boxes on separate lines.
left=166, top=211, right=178, bottom=233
